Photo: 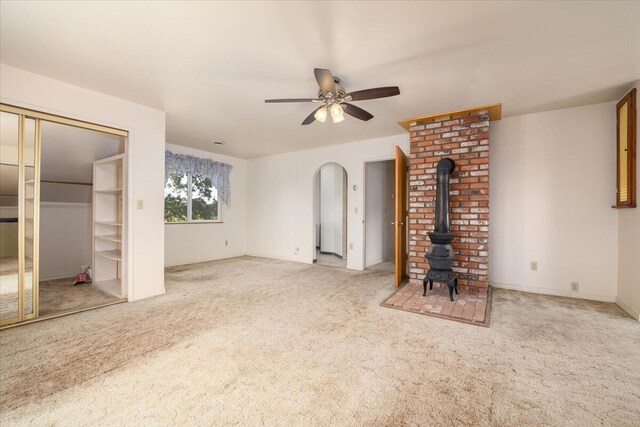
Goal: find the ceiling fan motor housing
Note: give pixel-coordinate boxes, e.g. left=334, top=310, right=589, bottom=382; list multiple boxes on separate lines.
left=318, top=82, right=347, bottom=102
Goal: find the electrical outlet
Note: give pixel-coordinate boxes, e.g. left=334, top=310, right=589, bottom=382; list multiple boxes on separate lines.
left=136, top=199, right=144, bottom=209
left=355, top=207, right=359, bottom=214
left=571, top=282, right=579, bottom=292
left=349, top=243, right=354, bottom=250
left=530, top=261, right=538, bottom=271
left=225, top=240, right=228, bottom=246
left=295, top=247, right=299, bottom=252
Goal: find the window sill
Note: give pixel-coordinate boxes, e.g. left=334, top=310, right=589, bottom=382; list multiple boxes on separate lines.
left=165, top=220, right=224, bottom=224
left=611, top=204, right=637, bottom=209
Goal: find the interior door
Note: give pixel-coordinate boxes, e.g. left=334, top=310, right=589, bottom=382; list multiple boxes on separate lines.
left=394, top=145, right=407, bottom=286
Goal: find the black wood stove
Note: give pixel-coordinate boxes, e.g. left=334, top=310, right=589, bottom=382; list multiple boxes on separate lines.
left=423, top=158, right=458, bottom=301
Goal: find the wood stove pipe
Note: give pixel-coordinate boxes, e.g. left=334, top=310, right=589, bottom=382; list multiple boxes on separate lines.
left=434, top=158, right=456, bottom=233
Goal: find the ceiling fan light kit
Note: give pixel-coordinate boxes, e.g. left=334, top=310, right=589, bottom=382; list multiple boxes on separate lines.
left=265, top=68, right=400, bottom=125
left=314, top=106, right=328, bottom=123
left=330, top=103, right=345, bottom=123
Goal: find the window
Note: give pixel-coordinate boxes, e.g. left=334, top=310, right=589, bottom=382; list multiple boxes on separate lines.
left=165, top=171, right=220, bottom=222
left=615, top=88, right=636, bottom=208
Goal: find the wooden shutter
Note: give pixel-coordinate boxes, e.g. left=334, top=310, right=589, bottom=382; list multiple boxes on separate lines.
left=615, top=88, right=636, bottom=208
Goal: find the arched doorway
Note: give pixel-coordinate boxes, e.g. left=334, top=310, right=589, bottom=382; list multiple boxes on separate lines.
left=313, top=162, right=347, bottom=268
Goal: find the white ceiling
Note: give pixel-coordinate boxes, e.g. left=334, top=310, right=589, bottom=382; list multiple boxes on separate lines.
left=39, top=121, right=121, bottom=183
left=1, top=1, right=639, bottom=159
left=1, top=118, right=121, bottom=195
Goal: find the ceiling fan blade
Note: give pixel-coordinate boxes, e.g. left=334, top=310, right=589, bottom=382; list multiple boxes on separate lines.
left=343, top=103, right=374, bottom=121
left=314, top=68, right=336, bottom=93
left=265, top=98, right=317, bottom=103
left=348, top=86, right=400, bottom=101
left=302, top=107, right=321, bottom=125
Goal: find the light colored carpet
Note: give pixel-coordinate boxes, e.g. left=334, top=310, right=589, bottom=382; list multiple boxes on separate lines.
left=316, top=248, right=347, bottom=268
left=38, top=277, right=122, bottom=317
left=0, top=256, right=638, bottom=426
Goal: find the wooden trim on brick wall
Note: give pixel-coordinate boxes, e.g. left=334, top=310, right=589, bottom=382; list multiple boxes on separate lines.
left=398, top=103, right=502, bottom=131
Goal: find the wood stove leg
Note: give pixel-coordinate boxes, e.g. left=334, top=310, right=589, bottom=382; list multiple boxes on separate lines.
left=454, top=278, right=459, bottom=295
left=447, top=280, right=455, bottom=301
left=429, top=280, right=433, bottom=290
left=422, top=277, right=428, bottom=297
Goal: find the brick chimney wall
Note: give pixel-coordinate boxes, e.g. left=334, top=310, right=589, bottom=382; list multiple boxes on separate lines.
left=408, top=110, right=490, bottom=288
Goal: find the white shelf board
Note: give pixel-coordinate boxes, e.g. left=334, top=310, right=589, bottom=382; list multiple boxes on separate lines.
left=95, top=234, right=122, bottom=243
left=94, top=279, right=122, bottom=298
left=95, top=220, right=122, bottom=226
left=94, top=154, right=124, bottom=165
left=95, top=249, right=121, bottom=261
left=94, top=188, right=122, bottom=194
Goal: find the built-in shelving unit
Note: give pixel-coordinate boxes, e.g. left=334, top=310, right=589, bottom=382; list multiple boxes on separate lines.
left=95, top=249, right=122, bottom=261
left=94, top=220, right=122, bottom=226
left=95, top=234, right=122, bottom=243
left=92, top=154, right=125, bottom=298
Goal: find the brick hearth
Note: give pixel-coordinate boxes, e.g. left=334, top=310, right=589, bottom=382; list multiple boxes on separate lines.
left=382, top=283, right=491, bottom=326
left=407, top=108, right=492, bottom=288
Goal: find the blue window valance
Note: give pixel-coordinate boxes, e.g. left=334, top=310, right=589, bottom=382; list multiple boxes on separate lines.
left=165, top=151, right=233, bottom=205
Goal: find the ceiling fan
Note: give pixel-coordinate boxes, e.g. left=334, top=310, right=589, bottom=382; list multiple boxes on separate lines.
left=265, top=68, right=400, bottom=125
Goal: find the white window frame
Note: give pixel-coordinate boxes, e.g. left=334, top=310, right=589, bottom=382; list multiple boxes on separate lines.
left=165, top=171, right=223, bottom=224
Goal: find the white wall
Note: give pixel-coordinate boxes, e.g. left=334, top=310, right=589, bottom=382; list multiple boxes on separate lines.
left=164, top=144, right=247, bottom=267
left=490, top=102, right=618, bottom=302
left=39, top=203, right=92, bottom=280
left=318, top=163, right=345, bottom=256
left=617, top=81, right=640, bottom=320
left=365, top=160, right=395, bottom=267
left=247, top=134, right=408, bottom=270
left=40, top=182, right=92, bottom=203
left=1, top=64, right=166, bottom=301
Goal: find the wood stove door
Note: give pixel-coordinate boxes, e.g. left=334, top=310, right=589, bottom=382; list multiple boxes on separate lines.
left=394, top=146, right=407, bottom=287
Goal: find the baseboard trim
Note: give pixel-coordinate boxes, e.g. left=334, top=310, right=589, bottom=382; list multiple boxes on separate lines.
left=366, top=258, right=384, bottom=268
left=615, top=298, right=640, bottom=321
left=366, top=256, right=393, bottom=268
left=490, top=281, right=617, bottom=303
left=319, top=251, right=344, bottom=259
left=245, top=252, right=313, bottom=265
left=164, top=252, right=247, bottom=268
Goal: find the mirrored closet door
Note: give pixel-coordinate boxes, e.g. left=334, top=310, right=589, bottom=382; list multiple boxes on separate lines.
left=0, top=110, right=40, bottom=326
left=1, top=104, right=128, bottom=327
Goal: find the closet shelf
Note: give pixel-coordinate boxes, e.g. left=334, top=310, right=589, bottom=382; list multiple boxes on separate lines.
left=95, top=220, right=122, bottom=226
left=96, top=249, right=121, bottom=261
left=95, top=234, right=122, bottom=243
left=94, top=154, right=124, bottom=165
left=94, top=188, right=122, bottom=194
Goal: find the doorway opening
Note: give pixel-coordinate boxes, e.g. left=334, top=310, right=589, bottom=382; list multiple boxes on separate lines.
left=313, top=163, right=348, bottom=268
left=363, top=146, right=408, bottom=286
left=37, top=121, right=125, bottom=318
left=364, top=160, right=395, bottom=269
